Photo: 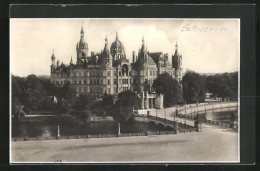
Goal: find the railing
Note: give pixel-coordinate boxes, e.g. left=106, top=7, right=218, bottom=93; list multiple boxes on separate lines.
left=177, top=101, right=238, bottom=115
left=12, top=130, right=180, bottom=142
left=174, top=114, right=238, bottom=129
left=134, top=114, right=197, bottom=130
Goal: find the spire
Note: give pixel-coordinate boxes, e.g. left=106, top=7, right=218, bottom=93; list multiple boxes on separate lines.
left=175, top=41, right=178, bottom=50
left=105, top=35, right=108, bottom=44
left=104, top=35, right=109, bottom=52
left=70, top=56, right=73, bottom=64
left=51, top=48, right=55, bottom=60
left=116, top=32, right=118, bottom=40
left=81, top=22, right=84, bottom=34
left=141, top=36, right=146, bottom=52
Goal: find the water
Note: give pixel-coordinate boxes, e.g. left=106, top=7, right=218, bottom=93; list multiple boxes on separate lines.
left=188, top=107, right=237, bottom=123
left=12, top=109, right=237, bottom=138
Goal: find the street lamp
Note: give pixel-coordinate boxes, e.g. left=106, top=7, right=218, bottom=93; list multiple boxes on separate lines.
left=196, top=100, right=199, bottom=114
left=156, top=108, right=157, bottom=123
left=57, top=125, right=60, bottom=137
left=185, top=101, right=186, bottom=116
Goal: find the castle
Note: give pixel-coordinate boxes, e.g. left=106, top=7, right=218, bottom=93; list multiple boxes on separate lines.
left=50, top=26, right=183, bottom=104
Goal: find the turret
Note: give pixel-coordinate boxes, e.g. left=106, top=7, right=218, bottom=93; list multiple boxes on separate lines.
left=172, top=42, right=183, bottom=82
left=51, top=49, right=55, bottom=67
left=132, top=51, right=135, bottom=64
left=102, top=35, right=112, bottom=67
left=76, top=24, right=88, bottom=64
left=70, top=56, right=73, bottom=65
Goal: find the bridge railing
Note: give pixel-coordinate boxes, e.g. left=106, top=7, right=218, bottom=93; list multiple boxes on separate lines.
left=134, top=114, right=197, bottom=130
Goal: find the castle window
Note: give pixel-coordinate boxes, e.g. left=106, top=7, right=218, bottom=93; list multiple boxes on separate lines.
left=150, top=71, right=152, bottom=76
left=90, top=79, right=92, bottom=84
left=108, top=79, right=110, bottom=84
left=114, top=71, right=116, bottom=76
left=107, top=71, right=110, bottom=76
left=101, top=79, right=103, bottom=84
left=101, top=72, right=103, bottom=76
left=79, top=80, right=82, bottom=85
left=129, top=71, right=131, bottom=76
left=93, top=79, right=96, bottom=84
left=84, top=80, right=86, bottom=84
left=114, top=79, right=117, bottom=84
left=119, top=71, right=121, bottom=76
left=97, top=79, right=100, bottom=85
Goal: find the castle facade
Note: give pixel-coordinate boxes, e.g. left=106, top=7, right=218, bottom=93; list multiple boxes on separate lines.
left=50, top=26, right=183, bottom=98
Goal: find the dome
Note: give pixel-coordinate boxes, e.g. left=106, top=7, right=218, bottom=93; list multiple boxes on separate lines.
left=110, top=33, right=125, bottom=57
left=79, top=37, right=88, bottom=49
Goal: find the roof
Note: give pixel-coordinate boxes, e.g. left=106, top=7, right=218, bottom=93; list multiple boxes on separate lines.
left=110, top=38, right=125, bottom=56
left=148, top=52, right=162, bottom=64
left=148, top=56, right=156, bottom=65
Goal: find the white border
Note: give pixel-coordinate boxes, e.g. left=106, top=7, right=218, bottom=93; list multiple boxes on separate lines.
left=10, top=18, right=240, bottom=164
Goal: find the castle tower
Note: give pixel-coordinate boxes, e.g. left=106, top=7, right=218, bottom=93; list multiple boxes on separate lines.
left=51, top=49, right=55, bottom=67
left=50, top=50, right=56, bottom=73
left=102, top=35, right=112, bottom=67
left=110, top=32, right=126, bottom=61
left=76, top=24, right=88, bottom=65
left=172, top=42, right=183, bottom=82
left=138, top=36, right=149, bottom=64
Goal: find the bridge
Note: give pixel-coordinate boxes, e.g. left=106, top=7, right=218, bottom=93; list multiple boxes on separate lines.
left=134, top=101, right=238, bottom=130
left=176, top=101, right=238, bottom=116
left=134, top=114, right=200, bottom=134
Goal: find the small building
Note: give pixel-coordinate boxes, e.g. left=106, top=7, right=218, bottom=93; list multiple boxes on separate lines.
left=139, top=91, right=164, bottom=109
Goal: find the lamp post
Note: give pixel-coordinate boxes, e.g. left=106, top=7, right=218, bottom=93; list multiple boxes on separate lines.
left=196, top=100, right=199, bottom=114
left=156, top=108, right=157, bottom=123
left=57, top=125, right=60, bottom=137
left=185, top=101, right=186, bottom=116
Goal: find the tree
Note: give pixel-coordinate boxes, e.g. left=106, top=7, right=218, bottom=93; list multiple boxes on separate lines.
left=101, top=93, right=114, bottom=107
left=108, top=90, right=141, bottom=135
left=152, top=73, right=183, bottom=107
left=73, top=94, right=94, bottom=111
left=182, top=71, right=206, bottom=103
left=206, top=72, right=238, bottom=101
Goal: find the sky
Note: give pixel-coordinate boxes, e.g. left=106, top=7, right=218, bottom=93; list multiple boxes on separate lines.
left=10, top=19, right=239, bottom=77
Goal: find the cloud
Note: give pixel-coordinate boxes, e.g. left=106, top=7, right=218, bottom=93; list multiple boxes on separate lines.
left=10, top=19, right=239, bottom=77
